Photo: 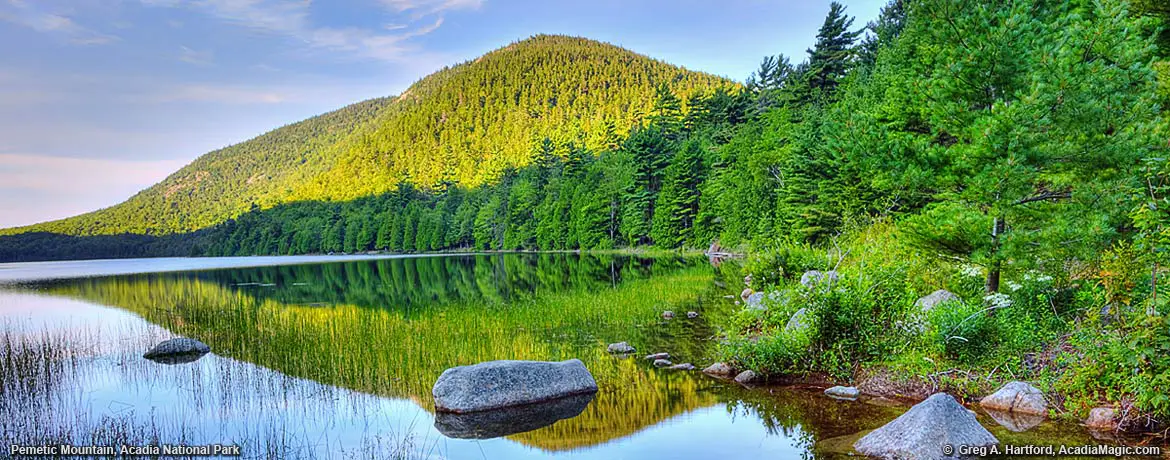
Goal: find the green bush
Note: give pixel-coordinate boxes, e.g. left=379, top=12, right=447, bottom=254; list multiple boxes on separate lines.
left=742, top=244, right=824, bottom=288
left=926, top=300, right=996, bottom=365
left=1057, top=307, right=1170, bottom=423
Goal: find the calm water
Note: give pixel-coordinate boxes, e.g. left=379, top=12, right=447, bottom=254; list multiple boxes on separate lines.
left=0, top=254, right=1129, bottom=459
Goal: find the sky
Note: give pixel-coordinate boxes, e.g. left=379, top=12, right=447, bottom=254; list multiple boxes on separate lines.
left=0, top=0, right=886, bottom=229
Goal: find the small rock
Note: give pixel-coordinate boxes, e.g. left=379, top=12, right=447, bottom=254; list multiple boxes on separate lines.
left=785, top=308, right=811, bottom=332
left=644, top=352, right=669, bottom=360
left=143, top=337, right=211, bottom=364
left=653, top=359, right=672, bottom=367
left=979, top=381, right=1047, bottom=416
left=662, top=311, right=675, bottom=319
left=702, top=362, right=735, bottom=377
left=800, top=270, right=839, bottom=289
left=741, top=288, right=754, bottom=300
left=432, top=359, right=598, bottom=413
left=746, top=291, right=766, bottom=310
left=734, top=300, right=741, bottom=305
left=686, top=311, right=699, bottom=319
left=744, top=274, right=752, bottom=287
left=1085, top=407, right=1117, bottom=429
left=734, top=370, right=760, bottom=385
left=854, top=393, right=998, bottom=460
left=607, top=342, right=635, bottom=354
left=824, top=386, right=860, bottom=400
left=668, top=363, right=695, bottom=370
left=915, top=289, right=961, bottom=311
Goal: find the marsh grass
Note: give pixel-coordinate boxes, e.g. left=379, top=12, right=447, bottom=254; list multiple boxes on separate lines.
left=0, top=321, right=434, bottom=459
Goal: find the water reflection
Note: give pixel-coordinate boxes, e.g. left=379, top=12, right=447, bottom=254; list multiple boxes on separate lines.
left=0, top=253, right=1124, bottom=459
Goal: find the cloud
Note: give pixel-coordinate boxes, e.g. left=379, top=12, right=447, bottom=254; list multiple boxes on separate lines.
left=0, top=0, right=119, bottom=45
left=0, top=153, right=188, bottom=193
left=178, top=46, right=214, bottom=65
left=160, top=84, right=286, bottom=104
left=139, top=0, right=474, bottom=62
left=0, top=153, right=188, bottom=228
left=380, top=0, right=483, bottom=15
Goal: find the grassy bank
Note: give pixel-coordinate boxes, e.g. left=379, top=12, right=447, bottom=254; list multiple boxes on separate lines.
left=719, top=220, right=1170, bottom=435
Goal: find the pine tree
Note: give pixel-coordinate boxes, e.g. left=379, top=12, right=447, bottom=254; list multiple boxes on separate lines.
left=803, top=2, right=863, bottom=98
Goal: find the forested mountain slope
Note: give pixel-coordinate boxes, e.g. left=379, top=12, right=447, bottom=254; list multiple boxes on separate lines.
left=2, top=35, right=732, bottom=236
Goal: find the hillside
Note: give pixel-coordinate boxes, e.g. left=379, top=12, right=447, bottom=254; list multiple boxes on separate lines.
left=3, top=35, right=733, bottom=237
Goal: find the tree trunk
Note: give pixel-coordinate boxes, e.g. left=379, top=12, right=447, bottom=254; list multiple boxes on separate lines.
left=985, top=216, right=1005, bottom=296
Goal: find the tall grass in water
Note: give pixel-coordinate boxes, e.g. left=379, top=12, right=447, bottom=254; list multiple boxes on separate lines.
left=27, top=256, right=728, bottom=451
left=0, top=322, right=433, bottom=459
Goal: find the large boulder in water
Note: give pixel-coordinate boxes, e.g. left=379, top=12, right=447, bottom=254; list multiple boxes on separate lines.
left=854, top=393, right=998, bottom=459
left=432, top=359, right=598, bottom=413
left=434, top=392, right=594, bottom=439
left=915, top=289, right=961, bottom=312
left=143, top=337, right=210, bottom=364
left=979, top=381, right=1046, bottom=416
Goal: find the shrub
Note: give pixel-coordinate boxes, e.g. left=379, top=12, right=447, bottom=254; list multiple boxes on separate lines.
left=742, top=244, right=824, bottom=288
left=926, top=300, right=996, bottom=365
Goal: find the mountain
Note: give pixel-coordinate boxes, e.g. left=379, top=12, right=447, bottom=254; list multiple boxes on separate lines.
left=3, top=35, right=733, bottom=237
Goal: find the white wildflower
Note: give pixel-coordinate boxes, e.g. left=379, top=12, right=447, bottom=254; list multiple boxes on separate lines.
left=983, top=292, right=1013, bottom=309
left=959, top=264, right=983, bottom=278
left=1023, top=271, right=1053, bottom=283
left=1006, top=281, right=1022, bottom=292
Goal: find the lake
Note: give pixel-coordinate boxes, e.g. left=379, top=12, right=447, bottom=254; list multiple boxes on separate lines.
left=0, top=253, right=1130, bottom=459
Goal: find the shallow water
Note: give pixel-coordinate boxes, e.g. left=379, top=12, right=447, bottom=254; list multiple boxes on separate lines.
left=0, top=254, right=1144, bottom=459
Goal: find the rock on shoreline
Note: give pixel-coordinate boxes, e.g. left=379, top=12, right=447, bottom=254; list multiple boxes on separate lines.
left=854, top=393, right=998, bottom=460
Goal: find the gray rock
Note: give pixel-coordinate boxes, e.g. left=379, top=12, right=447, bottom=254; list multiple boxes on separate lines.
left=686, top=311, right=699, bottom=319
left=800, top=270, right=839, bottom=289
left=432, top=359, right=598, bottom=413
left=644, top=352, right=669, bottom=360
left=854, top=393, right=998, bottom=460
left=607, top=342, right=635, bottom=354
left=143, top=337, right=210, bottom=364
left=984, top=408, right=1044, bottom=432
left=744, top=274, right=752, bottom=286
left=916, top=289, right=961, bottom=312
left=785, top=308, right=811, bottom=332
left=662, top=310, right=675, bottom=319
left=668, top=363, right=695, bottom=370
left=434, top=392, right=594, bottom=439
left=746, top=292, right=766, bottom=310
left=702, top=362, right=735, bottom=377
left=979, top=381, right=1047, bottom=416
left=653, top=359, right=672, bottom=367
left=825, top=386, right=860, bottom=400
left=1085, top=407, right=1116, bottom=429
left=741, top=288, right=754, bottom=300
left=734, top=370, right=760, bottom=385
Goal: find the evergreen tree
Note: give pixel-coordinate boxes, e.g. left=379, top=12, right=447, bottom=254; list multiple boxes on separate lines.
left=803, top=2, right=863, bottom=98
